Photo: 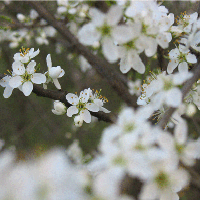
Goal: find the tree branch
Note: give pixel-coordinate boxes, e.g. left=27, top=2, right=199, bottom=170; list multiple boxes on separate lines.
left=27, top=1, right=138, bottom=108
left=157, top=46, right=166, bottom=71
left=0, top=74, right=117, bottom=124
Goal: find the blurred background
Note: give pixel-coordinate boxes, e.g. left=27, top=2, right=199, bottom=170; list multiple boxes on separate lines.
left=1, top=2, right=200, bottom=199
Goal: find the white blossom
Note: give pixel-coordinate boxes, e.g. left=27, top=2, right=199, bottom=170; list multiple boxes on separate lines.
left=44, top=54, right=65, bottom=89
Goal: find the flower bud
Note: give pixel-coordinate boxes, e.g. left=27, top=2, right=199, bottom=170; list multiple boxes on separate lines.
left=49, top=66, right=62, bottom=79
left=52, top=100, right=66, bottom=115
left=186, top=104, right=197, bottom=117
left=74, top=115, right=83, bottom=127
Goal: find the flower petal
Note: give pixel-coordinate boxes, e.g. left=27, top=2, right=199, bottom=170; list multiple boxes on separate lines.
left=53, top=79, right=61, bottom=89
left=112, top=25, right=136, bottom=44
left=106, top=5, right=122, bottom=26
left=26, top=61, right=36, bottom=74
left=9, top=76, right=23, bottom=88
left=67, top=106, right=78, bottom=117
left=178, top=62, right=188, bottom=73
left=86, top=103, right=99, bottom=112
left=12, top=62, right=25, bottom=75
left=49, top=66, right=62, bottom=79
left=167, top=59, right=179, bottom=74
left=186, top=53, right=197, bottom=64
left=166, top=88, right=182, bottom=107
left=29, top=48, right=40, bottom=59
left=144, top=37, right=157, bottom=57
left=100, top=107, right=111, bottom=113
left=174, top=120, right=188, bottom=145
left=78, top=23, right=101, bottom=45
left=80, top=109, right=91, bottom=123
left=22, top=81, right=33, bottom=96
left=66, top=93, right=79, bottom=105
left=3, top=86, right=13, bottom=98
left=46, top=54, right=52, bottom=69
left=102, top=37, right=118, bottom=63
left=31, top=73, right=46, bottom=84
left=132, top=53, right=145, bottom=74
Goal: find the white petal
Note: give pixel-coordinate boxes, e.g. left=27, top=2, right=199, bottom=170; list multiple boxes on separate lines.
left=132, top=53, right=145, bottom=74
left=167, top=59, right=179, bottom=74
left=158, top=132, right=174, bottom=152
left=46, top=54, right=52, bottom=69
left=157, top=33, right=169, bottom=49
left=80, top=109, right=91, bottom=123
left=26, top=61, right=36, bottom=74
left=66, top=93, right=79, bottom=105
left=166, top=88, right=182, bottom=107
left=20, top=55, right=29, bottom=63
left=89, top=8, right=105, bottom=27
left=31, top=73, right=46, bottom=84
left=30, top=48, right=40, bottom=59
left=173, top=71, right=193, bottom=85
left=0, top=75, right=11, bottom=87
left=178, top=62, right=188, bottom=73
left=78, top=23, right=101, bottom=45
left=102, top=37, right=118, bottom=63
left=22, top=81, right=33, bottom=96
left=13, top=53, right=22, bottom=61
left=67, top=106, right=78, bottom=117
left=174, top=120, right=188, bottom=145
left=119, top=51, right=132, bottom=74
left=79, top=89, right=89, bottom=103
left=53, top=79, right=61, bottom=89
left=58, top=68, right=65, bottom=78
left=170, top=169, right=189, bottom=192
left=100, top=107, right=111, bottom=113
left=186, top=53, right=197, bottom=64
left=145, top=37, right=157, bottom=57
left=160, top=191, right=179, bottom=200
left=106, top=5, right=123, bottom=26
left=169, top=48, right=179, bottom=59
left=9, top=76, right=23, bottom=88
left=49, top=66, right=62, bottom=79
left=3, top=86, right=13, bottom=98
left=140, top=182, right=159, bottom=200
left=86, top=103, right=99, bottom=112
left=112, top=26, right=136, bottom=44
left=12, top=62, right=25, bottom=75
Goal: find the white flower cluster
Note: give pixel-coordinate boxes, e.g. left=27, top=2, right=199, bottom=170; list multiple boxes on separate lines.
left=87, top=107, right=200, bottom=200
left=0, top=149, right=90, bottom=200
left=0, top=9, right=57, bottom=48
left=137, top=70, right=193, bottom=109
left=66, top=88, right=110, bottom=127
left=78, top=2, right=174, bottom=74
left=0, top=48, right=65, bottom=97
left=56, top=0, right=89, bottom=18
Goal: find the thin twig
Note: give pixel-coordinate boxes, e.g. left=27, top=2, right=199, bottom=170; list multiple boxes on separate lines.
left=0, top=74, right=116, bottom=123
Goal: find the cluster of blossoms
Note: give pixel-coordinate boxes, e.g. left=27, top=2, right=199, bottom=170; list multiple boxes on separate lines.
left=0, top=9, right=56, bottom=48
left=0, top=48, right=65, bottom=97
left=78, top=2, right=174, bottom=74
left=86, top=107, right=200, bottom=200
left=137, top=70, right=193, bottom=109
left=66, top=88, right=110, bottom=127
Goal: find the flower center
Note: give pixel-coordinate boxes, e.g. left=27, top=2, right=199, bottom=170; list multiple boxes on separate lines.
left=113, top=155, right=126, bottom=166
left=175, top=143, right=184, bottom=155
left=124, top=123, right=136, bottom=133
left=155, top=172, right=169, bottom=190
left=97, top=23, right=111, bottom=36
